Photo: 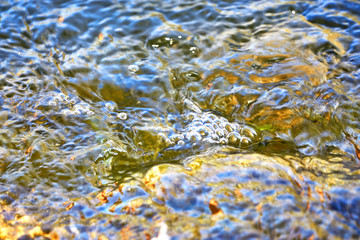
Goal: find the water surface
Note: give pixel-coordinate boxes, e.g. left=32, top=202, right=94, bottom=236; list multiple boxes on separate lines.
left=1, top=0, right=360, bottom=239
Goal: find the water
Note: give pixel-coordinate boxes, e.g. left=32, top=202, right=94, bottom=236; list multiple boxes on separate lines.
left=0, top=0, right=360, bottom=238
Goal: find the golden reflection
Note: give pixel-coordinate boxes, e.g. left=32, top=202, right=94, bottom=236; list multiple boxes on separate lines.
left=299, top=14, right=348, bottom=57
left=220, top=94, right=238, bottom=115
left=65, top=202, right=74, bottom=210
left=324, top=30, right=346, bottom=55
left=121, top=198, right=144, bottom=214
left=250, top=73, right=294, bottom=84
left=206, top=44, right=328, bottom=89
left=0, top=208, right=48, bottom=240
left=234, top=189, right=243, bottom=199
left=246, top=107, right=296, bottom=131
left=143, top=165, right=163, bottom=190
left=58, top=16, right=64, bottom=23
left=97, top=189, right=108, bottom=204
left=209, top=198, right=223, bottom=215
left=98, top=32, right=104, bottom=42
left=230, top=54, right=292, bottom=67
left=252, top=63, right=327, bottom=86
left=204, top=69, right=240, bottom=84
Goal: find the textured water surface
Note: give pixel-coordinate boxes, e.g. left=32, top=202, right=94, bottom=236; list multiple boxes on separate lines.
left=1, top=0, right=360, bottom=239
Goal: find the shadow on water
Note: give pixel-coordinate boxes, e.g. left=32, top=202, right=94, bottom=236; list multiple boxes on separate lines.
left=1, top=0, right=360, bottom=238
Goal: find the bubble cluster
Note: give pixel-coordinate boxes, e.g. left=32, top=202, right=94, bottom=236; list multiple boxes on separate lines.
left=62, top=102, right=94, bottom=116
left=172, top=111, right=261, bottom=148
left=46, top=92, right=94, bottom=116
left=48, top=93, right=74, bottom=107
left=113, top=108, right=262, bottom=152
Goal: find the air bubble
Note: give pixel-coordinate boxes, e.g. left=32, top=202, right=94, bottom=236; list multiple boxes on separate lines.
left=203, top=118, right=212, bottom=124
left=188, top=120, right=203, bottom=128
left=239, top=137, right=251, bottom=148
left=128, top=65, right=140, bottom=73
left=203, top=126, right=214, bottom=135
left=69, top=99, right=77, bottom=105
left=227, top=132, right=241, bottom=146
left=158, top=132, right=172, bottom=145
left=210, top=133, right=219, bottom=141
left=215, top=129, right=226, bottom=138
left=105, top=102, right=116, bottom=111
left=203, top=124, right=215, bottom=133
left=185, top=131, right=202, bottom=142
left=117, top=112, right=128, bottom=120
left=58, top=93, right=68, bottom=101
left=183, top=112, right=197, bottom=121
left=225, top=123, right=234, bottom=132
left=213, top=118, right=223, bottom=127
left=241, top=125, right=258, bottom=139
left=202, top=137, right=215, bottom=143
left=170, top=134, right=184, bottom=142
left=72, top=103, right=93, bottom=115
left=198, top=128, right=207, bottom=136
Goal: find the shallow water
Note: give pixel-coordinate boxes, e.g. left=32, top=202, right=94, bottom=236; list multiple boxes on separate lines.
left=1, top=0, right=360, bottom=239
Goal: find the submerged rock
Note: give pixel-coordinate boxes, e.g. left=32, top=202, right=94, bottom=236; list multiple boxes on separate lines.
left=139, top=152, right=360, bottom=239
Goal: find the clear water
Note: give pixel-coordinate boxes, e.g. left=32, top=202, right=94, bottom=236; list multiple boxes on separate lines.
left=1, top=0, right=360, bottom=239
